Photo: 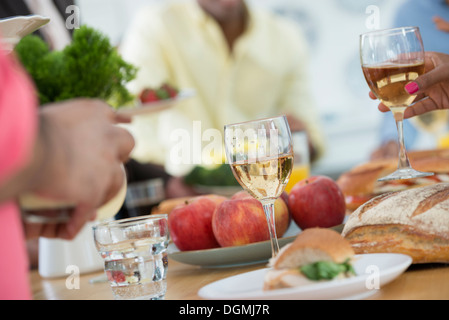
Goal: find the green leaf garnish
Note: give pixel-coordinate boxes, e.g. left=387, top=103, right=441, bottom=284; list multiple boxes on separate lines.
left=300, top=259, right=355, bottom=281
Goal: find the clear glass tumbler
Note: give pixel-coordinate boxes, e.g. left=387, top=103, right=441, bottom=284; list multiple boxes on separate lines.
left=92, top=214, right=169, bottom=300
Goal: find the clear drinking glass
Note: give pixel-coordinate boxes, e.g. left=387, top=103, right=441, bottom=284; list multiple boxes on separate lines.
left=92, top=214, right=169, bottom=300
left=224, top=116, right=293, bottom=258
left=360, top=26, right=434, bottom=181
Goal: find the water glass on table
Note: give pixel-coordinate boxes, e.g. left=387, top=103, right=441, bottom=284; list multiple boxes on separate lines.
left=92, top=214, right=169, bottom=300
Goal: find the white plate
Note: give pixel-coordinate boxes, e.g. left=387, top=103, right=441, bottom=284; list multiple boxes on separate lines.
left=116, top=89, right=195, bottom=116
left=0, top=15, right=50, bottom=41
left=198, top=253, right=412, bottom=300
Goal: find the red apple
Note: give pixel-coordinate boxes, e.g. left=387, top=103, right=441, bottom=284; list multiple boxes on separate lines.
left=280, top=191, right=289, bottom=207
left=230, top=190, right=253, bottom=200
left=212, top=195, right=290, bottom=247
left=288, top=175, right=345, bottom=229
left=232, top=190, right=292, bottom=224
left=168, top=195, right=227, bottom=251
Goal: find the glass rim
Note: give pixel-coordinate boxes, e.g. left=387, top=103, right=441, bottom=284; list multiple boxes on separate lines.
left=92, top=214, right=168, bottom=230
left=224, top=114, right=288, bottom=129
left=360, top=26, right=420, bottom=38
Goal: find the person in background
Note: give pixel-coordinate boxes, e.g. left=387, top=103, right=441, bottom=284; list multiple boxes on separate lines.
left=371, top=0, right=449, bottom=160
left=0, top=43, right=134, bottom=299
left=120, top=0, right=325, bottom=177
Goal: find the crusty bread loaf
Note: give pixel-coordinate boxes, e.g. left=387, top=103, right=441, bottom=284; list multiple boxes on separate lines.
left=342, top=182, right=449, bottom=263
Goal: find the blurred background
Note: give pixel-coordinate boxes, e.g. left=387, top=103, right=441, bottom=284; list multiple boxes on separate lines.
left=76, top=0, right=426, bottom=179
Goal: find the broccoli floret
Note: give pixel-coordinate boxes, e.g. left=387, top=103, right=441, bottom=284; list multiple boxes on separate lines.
left=14, top=25, right=137, bottom=108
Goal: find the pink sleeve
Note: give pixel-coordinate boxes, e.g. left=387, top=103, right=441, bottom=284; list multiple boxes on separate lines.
left=0, top=47, right=38, bottom=300
left=0, top=51, right=38, bottom=185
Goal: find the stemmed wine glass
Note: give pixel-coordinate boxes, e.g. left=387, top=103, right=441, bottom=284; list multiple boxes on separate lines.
left=224, top=116, right=293, bottom=258
left=360, top=26, right=434, bottom=181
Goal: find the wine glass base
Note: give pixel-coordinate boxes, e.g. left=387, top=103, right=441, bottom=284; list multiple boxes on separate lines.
left=378, top=168, right=434, bottom=181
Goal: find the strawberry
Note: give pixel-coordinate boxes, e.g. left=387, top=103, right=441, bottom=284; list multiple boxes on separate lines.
left=107, top=270, right=126, bottom=283
left=139, top=83, right=179, bottom=103
left=139, top=88, right=159, bottom=103
left=161, top=83, right=179, bottom=98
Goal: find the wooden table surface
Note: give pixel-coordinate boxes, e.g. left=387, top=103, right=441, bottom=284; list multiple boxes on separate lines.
left=30, top=257, right=449, bottom=300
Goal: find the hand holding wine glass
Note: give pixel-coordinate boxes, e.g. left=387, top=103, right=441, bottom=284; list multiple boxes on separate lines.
left=361, top=26, right=433, bottom=181
left=373, top=51, right=449, bottom=118
left=224, top=116, right=293, bottom=258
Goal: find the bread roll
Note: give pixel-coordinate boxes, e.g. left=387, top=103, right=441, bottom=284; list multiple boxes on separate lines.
left=264, top=228, right=355, bottom=290
left=342, top=182, right=449, bottom=263
left=151, top=197, right=192, bottom=215
left=337, top=149, right=449, bottom=212
left=270, top=228, right=354, bottom=269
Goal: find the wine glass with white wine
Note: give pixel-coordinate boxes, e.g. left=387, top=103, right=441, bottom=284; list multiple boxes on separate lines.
left=224, top=116, right=293, bottom=258
left=360, top=26, right=434, bottom=181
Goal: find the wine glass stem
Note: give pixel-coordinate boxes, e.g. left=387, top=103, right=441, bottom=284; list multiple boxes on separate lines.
left=261, top=200, right=279, bottom=258
left=393, top=109, right=412, bottom=170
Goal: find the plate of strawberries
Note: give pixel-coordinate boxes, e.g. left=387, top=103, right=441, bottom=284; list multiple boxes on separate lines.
left=117, top=83, right=195, bottom=116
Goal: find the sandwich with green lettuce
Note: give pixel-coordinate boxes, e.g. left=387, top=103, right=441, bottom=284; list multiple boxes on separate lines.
left=264, top=228, right=356, bottom=290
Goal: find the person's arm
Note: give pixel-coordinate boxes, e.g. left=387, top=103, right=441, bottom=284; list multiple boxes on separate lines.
left=0, top=114, right=46, bottom=204
left=20, top=99, right=134, bottom=240
left=433, top=16, right=449, bottom=33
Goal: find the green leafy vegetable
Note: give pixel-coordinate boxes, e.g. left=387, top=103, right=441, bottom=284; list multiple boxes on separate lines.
left=184, top=165, right=240, bottom=187
left=300, top=259, right=355, bottom=281
left=15, top=25, right=137, bottom=108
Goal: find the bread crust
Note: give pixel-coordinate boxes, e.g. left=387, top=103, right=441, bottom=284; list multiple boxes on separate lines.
left=271, top=228, right=354, bottom=269
left=337, top=149, right=449, bottom=211
left=343, top=224, right=449, bottom=263
left=342, top=183, right=449, bottom=263
left=264, top=228, right=355, bottom=290
left=337, top=160, right=396, bottom=197
left=151, top=197, right=192, bottom=215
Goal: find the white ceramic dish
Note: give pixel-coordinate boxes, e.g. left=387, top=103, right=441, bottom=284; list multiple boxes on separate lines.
left=198, top=253, right=412, bottom=300
left=116, top=89, right=195, bottom=116
left=0, top=15, right=50, bottom=43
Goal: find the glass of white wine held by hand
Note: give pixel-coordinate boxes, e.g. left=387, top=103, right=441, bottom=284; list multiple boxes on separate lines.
left=224, top=116, right=293, bottom=258
left=360, top=26, right=434, bottom=181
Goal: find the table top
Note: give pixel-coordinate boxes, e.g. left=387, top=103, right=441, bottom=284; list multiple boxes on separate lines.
left=30, top=257, right=449, bottom=300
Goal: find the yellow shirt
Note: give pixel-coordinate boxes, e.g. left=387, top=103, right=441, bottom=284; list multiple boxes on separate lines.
left=120, top=0, right=325, bottom=175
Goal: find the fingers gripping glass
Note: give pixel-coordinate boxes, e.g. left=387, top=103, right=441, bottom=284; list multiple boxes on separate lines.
left=360, top=26, right=433, bottom=181
left=224, top=116, right=293, bottom=258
